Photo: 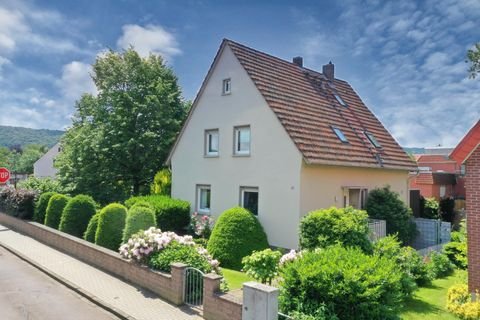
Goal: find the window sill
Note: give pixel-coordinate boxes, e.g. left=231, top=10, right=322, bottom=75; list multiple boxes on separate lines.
left=197, top=209, right=211, bottom=215
left=233, top=153, right=250, bottom=157
left=204, top=154, right=219, bottom=158
left=222, top=92, right=231, bottom=96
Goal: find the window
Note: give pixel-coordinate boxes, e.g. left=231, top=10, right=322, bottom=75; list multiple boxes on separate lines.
left=332, top=126, right=348, bottom=143
left=196, top=185, right=211, bottom=214
left=365, top=132, right=381, bottom=148
left=334, top=93, right=347, bottom=107
left=344, top=187, right=368, bottom=209
left=440, top=185, right=446, bottom=198
left=240, top=187, right=259, bottom=215
left=461, top=164, right=466, bottom=175
left=205, top=129, right=219, bottom=156
left=222, top=78, right=231, bottom=95
left=234, top=126, right=251, bottom=155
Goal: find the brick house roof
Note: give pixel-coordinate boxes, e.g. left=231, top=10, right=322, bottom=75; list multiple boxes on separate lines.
left=226, top=40, right=416, bottom=170
left=451, top=120, right=480, bottom=165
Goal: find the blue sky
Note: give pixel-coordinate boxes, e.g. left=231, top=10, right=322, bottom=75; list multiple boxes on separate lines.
left=0, top=0, right=478, bottom=147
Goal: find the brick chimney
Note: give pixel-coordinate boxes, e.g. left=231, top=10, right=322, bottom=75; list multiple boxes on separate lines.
left=292, top=56, right=303, bottom=68
left=323, top=61, right=334, bottom=81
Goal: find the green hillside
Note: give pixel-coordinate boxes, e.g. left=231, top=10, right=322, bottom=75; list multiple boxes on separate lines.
left=0, top=125, right=63, bottom=148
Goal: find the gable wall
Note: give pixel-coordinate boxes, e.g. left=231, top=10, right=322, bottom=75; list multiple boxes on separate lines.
left=33, top=143, right=60, bottom=178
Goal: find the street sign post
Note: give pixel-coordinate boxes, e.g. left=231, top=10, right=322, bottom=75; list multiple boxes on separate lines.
left=0, top=167, right=11, bottom=184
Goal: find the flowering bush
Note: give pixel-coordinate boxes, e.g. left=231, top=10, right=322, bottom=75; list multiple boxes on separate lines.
left=0, top=187, right=37, bottom=219
left=189, top=212, right=215, bottom=238
left=446, top=284, right=480, bottom=319
left=242, top=249, right=282, bottom=285
left=279, top=249, right=301, bottom=266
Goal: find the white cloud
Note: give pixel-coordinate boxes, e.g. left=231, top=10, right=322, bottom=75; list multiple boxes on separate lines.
left=59, top=61, right=96, bottom=100
left=116, top=24, right=181, bottom=61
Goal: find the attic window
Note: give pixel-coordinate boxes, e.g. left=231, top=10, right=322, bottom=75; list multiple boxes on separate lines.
left=365, top=132, right=381, bottom=148
left=222, top=78, right=231, bottom=95
left=332, top=127, right=348, bottom=143
left=334, top=93, right=347, bottom=107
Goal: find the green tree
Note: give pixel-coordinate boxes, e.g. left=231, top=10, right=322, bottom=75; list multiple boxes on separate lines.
left=0, top=146, right=10, bottom=167
left=56, top=49, right=188, bottom=204
left=467, top=43, right=480, bottom=78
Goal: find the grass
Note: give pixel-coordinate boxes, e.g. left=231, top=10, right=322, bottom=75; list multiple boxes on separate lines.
left=400, top=269, right=467, bottom=320
left=222, top=268, right=254, bottom=290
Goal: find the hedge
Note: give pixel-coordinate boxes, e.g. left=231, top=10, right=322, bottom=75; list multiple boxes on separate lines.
left=0, top=187, right=37, bottom=219
left=44, top=194, right=70, bottom=229
left=95, top=203, right=127, bottom=250
left=125, top=195, right=189, bottom=232
left=207, top=206, right=269, bottom=270
left=59, top=195, right=97, bottom=237
left=84, top=212, right=100, bottom=243
left=122, top=203, right=156, bottom=243
left=33, top=192, right=56, bottom=223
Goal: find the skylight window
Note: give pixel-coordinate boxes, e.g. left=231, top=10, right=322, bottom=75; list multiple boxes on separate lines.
left=365, top=132, right=381, bottom=148
left=332, top=127, right=348, bottom=143
left=334, top=93, right=347, bottom=107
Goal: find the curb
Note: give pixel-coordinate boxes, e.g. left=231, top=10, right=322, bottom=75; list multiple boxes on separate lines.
left=0, top=239, right=136, bottom=320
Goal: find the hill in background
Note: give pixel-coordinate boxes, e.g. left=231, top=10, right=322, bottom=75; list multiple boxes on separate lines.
left=0, top=125, right=64, bottom=148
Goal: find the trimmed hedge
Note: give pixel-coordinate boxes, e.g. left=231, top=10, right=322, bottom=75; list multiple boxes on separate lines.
left=148, top=241, right=213, bottom=273
left=44, top=194, right=70, bottom=229
left=0, top=187, right=37, bottom=219
left=207, top=207, right=269, bottom=270
left=122, top=203, right=156, bottom=243
left=95, top=203, right=127, bottom=250
left=33, top=192, right=56, bottom=223
left=299, top=206, right=372, bottom=252
left=84, top=212, right=100, bottom=243
left=59, top=195, right=97, bottom=237
left=125, top=195, right=189, bottom=232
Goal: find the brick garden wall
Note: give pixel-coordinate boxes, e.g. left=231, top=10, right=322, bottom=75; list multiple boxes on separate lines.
left=466, top=146, right=480, bottom=292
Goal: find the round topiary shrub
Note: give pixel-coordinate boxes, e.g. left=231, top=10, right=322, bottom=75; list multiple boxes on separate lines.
left=148, top=241, right=214, bottom=273
left=33, top=191, right=56, bottom=223
left=58, top=195, right=97, bottom=237
left=299, top=206, right=372, bottom=252
left=44, top=194, right=70, bottom=229
left=207, top=206, right=269, bottom=270
left=122, top=203, right=156, bottom=243
left=84, top=212, right=100, bottom=243
left=95, top=203, right=127, bottom=250
left=279, top=245, right=403, bottom=319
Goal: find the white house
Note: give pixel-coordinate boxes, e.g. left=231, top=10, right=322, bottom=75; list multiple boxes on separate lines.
left=167, top=39, right=417, bottom=249
left=34, top=143, right=60, bottom=178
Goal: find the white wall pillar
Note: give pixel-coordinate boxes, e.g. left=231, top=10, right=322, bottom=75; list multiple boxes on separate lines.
left=242, top=281, right=278, bottom=320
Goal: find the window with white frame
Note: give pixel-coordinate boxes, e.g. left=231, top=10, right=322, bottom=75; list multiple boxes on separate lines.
left=196, top=185, right=211, bottom=214
left=222, top=78, right=231, bottom=95
left=234, top=126, right=251, bottom=155
left=240, top=187, right=259, bottom=216
left=343, top=187, right=368, bottom=209
left=205, top=129, right=219, bottom=156
left=440, top=185, right=446, bottom=198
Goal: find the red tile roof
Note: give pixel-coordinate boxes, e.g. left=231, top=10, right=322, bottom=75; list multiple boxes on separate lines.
left=450, top=120, right=480, bottom=165
left=226, top=40, right=417, bottom=171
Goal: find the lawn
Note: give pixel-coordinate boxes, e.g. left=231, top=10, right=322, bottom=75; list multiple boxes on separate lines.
left=400, top=269, right=467, bottom=320
left=222, top=268, right=254, bottom=290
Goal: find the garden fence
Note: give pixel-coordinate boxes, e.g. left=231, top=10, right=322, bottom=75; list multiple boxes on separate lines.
left=368, top=219, right=386, bottom=242
left=412, top=218, right=451, bottom=250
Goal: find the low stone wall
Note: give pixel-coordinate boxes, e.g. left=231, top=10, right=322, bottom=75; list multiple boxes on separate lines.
left=203, top=274, right=243, bottom=320
left=0, top=212, right=185, bottom=305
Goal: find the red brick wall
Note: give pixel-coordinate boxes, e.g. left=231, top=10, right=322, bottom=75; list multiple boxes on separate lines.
left=466, top=147, right=480, bottom=292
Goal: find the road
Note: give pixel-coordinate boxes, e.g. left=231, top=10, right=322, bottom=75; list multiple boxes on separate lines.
left=0, top=245, right=119, bottom=320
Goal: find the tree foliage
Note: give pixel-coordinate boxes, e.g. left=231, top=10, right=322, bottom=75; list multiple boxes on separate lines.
left=0, top=144, right=48, bottom=174
left=467, top=42, right=480, bottom=79
left=56, top=48, right=189, bottom=204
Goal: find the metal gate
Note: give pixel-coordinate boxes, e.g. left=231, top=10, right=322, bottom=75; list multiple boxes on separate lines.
left=183, top=267, right=205, bottom=308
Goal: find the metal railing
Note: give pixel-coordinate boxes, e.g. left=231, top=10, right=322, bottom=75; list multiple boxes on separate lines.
left=368, top=218, right=386, bottom=242
left=278, top=312, right=294, bottom=319
left=183, top=267, right=205, bottom=308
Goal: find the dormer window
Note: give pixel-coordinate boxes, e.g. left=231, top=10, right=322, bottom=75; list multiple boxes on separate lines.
left=222, top=78, right=231, bottom=95
left=334, top=93, right=347, bottom=107
left=332, top=126, right=348, bottom=143
left=365, top=132, right=381, bottom=148
left=205, top=129, right=219, bottom=156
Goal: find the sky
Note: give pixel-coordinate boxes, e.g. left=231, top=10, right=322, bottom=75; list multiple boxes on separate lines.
left=0, top=0, right=478, bottom=147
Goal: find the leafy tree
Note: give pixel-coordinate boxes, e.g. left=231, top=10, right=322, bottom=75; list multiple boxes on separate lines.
left=467, top=42, right=480, bottom=78
left=56, top=48, right=189, bottom=204
left=0, top=146, right=9, bottom=167
left=0, top=144, right=47, bottom=174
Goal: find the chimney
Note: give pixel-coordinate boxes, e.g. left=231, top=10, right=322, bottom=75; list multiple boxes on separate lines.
left=292, top=56, right=303, bottom=68
left=323, top=61, right=334, bottom=81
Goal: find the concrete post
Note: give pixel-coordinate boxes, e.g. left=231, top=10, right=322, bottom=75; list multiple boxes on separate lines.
left=170, top=262, right=187, bottom=305
left=242, top=282, right=278, bottom=320
left=203, top=273, right=223, bottom=320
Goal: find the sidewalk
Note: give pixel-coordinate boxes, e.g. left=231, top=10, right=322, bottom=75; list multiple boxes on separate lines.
left=0, top=224, right=202, bottom=320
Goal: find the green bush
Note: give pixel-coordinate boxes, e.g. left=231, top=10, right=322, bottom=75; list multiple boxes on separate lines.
left=18, top=176, right=63, bottom=194
left=95, top=203, right=127, bottom=250
left=242, top=249, right=282, bottom=285
left=444, top=241, right=467, bottom=269
left=58, top=195, right=97, bottom=237
left=207, top=207, right=269, bottom=270
left=299, top=206, right=372, bottom=252
left=148, top=241, right=213, bottom=273
left=398, top=246, right=431, bottom=287
left=44, top=194, right=70, bottom=229
left=84, top=212, right=100, bottom=242
left=150, top=168, right=171, bottom=196
left=366, top=186, right=417, bottom=244
left=289, top=308, right=338, bottom=320
left=122, top=203, right=156, bottom=243
left=426, top=251, right=454, bottom=279
left=125, top=195, right=189, bottom=232
left=279, top=245, right=403, bottom=319
left=421, top=197, right=440, bottom=219
left=0, top=187, right=37, bottom=219
left=33, top=191, right=56, bottom=223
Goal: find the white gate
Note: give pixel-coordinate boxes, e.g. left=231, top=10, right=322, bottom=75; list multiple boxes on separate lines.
left=183, top=267, right=205, bottom=308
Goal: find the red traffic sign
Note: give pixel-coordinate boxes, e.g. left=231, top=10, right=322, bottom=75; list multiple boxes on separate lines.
left=0, top=167, right=10, bottom=184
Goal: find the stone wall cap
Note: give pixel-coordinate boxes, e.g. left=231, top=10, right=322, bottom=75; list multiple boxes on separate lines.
left=204, top=273, right=223, bottom=280
left=170, top=262, right=188, bottom=268
left=243, top=281, right=279, bottom=293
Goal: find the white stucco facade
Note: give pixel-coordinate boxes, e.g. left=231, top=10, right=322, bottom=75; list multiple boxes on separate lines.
left=33, top=143, right=60, bottom=178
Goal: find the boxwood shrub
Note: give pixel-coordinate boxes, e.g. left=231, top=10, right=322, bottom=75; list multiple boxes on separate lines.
left=59, top=195, right=97, bottom=237
left=122, top=203, right=156, bottom=243
left=125, top=195, right=189, bottom=232
left=207, top=206, right=269, bottom=270
left=299, top=206, right=372, bottom=252
left=279, top=245, right=403, bottom=319
left=95, top=203, right=127, bottom=250
left=33, top=192, right=56, bottom=223
left=44, top=194, right=70, bottom=229
left=84, top=212, right=100, bottom=243
left=148, top=241, right=213, bottom=273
